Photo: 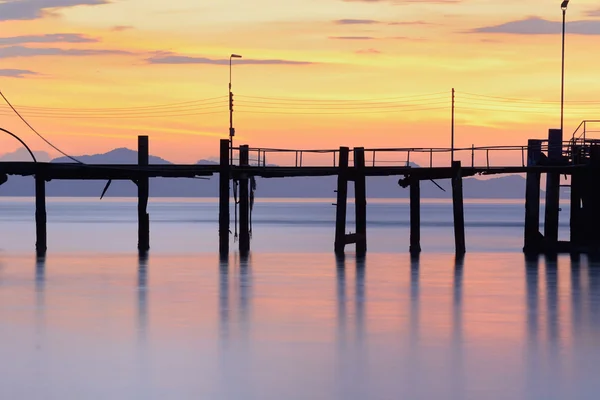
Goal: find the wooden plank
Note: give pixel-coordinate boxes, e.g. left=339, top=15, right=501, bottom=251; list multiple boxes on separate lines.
left=354, top=147, right=367, bottom=255
left=219, top=139, right=230, bottom=257
left=137, top=136, right=150, bottom=253
left=524, top=139, right=542, bottom=254
left=239, top=145, right=250, bottom=255
left=334, top=147, right=350, bottom=254
left=35, top=170, right=46, bottom=255
left=410, top=178, right=421, bottom=255
left=452, top=161, right=466, bottom=256
left=543, top=129, right=563, bottom=246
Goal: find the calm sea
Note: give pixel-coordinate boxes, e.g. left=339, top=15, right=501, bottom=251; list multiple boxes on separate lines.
left=0, top=197, right=597, bottom=399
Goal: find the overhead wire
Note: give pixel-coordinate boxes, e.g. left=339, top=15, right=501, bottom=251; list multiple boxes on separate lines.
left=0, top=90, right=84, bottom=164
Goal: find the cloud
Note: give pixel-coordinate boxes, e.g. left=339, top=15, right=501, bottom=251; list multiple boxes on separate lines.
left=111, top=25, right=133, bottom=32
left=146, top=53, right=314, bottom=65
left=587, top=8, right=600, bottom=17
left=0, top=68, right=38, bottom=78
left=334, top=19, right=381, bottom=25
left=0, top=0, right=109, bottom=22
left=355, top=48, right=381, bottom=54
left=471, top=17, right=600, bottom=35
left=342, top=0, right=461, bottom=3
left=389, top=20, right=433, bottom=25
left=0, top=33, right=98, bottom=45
left=0, top=45, right=131, bottom=59
left=329, top=36, right=376, bottom=40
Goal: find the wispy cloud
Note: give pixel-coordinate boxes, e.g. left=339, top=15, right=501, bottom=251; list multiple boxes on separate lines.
left=342, top=0, right=461, bottom=3
left=147, top=53, right=314, bottom=65
left=0, top=45, right=131, bottom=59
left=334, top=18, right=433, bottom=25
left=329, top=36, right=376, bottom=40
left=356, top=48, right=381, bottom=54
left=587, top=8, right=600, bottom=17
left=0, top=68, right=38, bottom=78
left=111, top=25, right=134, bottom=32
left=334, top=19, right=381, bottom=25
left=0, top=33, right=98, bottom=45
left=329, top=35, right=418, bottom=41
left=389, top=20, right=433, bottom=25
left=0, top=0, right=109, bottom=22
left=470, top=17, right=600, bottom=35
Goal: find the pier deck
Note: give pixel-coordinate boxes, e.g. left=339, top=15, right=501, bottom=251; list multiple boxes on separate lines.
left=0, top=128, right=599, bottom=258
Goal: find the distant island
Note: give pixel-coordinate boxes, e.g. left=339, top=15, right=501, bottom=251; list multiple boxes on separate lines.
left=0, top=147, right=543, bottom=199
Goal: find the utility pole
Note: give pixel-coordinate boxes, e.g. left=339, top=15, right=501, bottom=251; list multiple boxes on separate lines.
left=229, top=54, right=242, bottom=166
left=560, top=0, right=569, bottom=135
left=451, top=88, right=455, bottom=164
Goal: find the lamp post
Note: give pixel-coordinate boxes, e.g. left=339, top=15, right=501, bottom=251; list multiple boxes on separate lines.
left=229, top=54, right=242, bottom=165
left=561, top=0, right=569, bottom=134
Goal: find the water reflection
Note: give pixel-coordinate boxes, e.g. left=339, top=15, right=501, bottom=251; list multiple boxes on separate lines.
left=137, top=253, right=148, bottom=341
left=5, top=252, right=600, bottom=398
left=218, top=253, right=254, bottom=398
left=335, top=254, right=368, bottom=399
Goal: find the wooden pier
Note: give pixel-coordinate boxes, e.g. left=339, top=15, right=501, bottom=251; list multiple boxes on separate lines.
left=1, top=124, right=599, bottom=257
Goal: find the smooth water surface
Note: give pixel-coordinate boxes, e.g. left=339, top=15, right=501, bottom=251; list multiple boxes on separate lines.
left=0, top=198, right=595, bottom=399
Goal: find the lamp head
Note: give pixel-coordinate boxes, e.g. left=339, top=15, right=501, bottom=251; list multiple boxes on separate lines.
left=561, top=0, right=569, bottom=10
left=231, top=54, right=242, bottom=59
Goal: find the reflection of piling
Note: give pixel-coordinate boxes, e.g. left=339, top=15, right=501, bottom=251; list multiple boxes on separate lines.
left=452, top=161, right=466, bottom=256
left=137, top=136, right=150, bottom=254
left=137, top=253, right=148, bottom=339
left=219, top=139, right=230, bottom=257
left=35, top=169, right=47, bottom=256
left=525, top=256, right=539, bottom=343
left=334, top=147, right=349, bottom=255
left=524, top=140, right=542, bottom=255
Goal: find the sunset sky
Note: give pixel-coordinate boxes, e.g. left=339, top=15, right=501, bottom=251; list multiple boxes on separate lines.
left=0, top=0, right=599, bottom=163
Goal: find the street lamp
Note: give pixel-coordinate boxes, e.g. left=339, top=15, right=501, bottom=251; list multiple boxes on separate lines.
left=561, top=0, right=569, bottom=134
left=229, top=54, right=242, bottom=165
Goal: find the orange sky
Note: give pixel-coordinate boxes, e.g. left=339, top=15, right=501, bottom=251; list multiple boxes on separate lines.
left=0, top=0, right=598, bottom=163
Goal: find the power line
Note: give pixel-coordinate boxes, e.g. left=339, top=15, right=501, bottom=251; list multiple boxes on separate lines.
left=0, top=90, right=83, bottom=164
left=236, top=91, right=448, bottom=102
left=236, top=106, right=450, bottom=115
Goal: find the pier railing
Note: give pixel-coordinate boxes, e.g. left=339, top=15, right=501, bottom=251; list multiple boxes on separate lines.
left=240, top=141, right=581, bottom=169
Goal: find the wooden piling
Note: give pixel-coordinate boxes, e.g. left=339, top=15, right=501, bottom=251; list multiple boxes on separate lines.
left=354, top=147, right=367, bottom=255
left=219, top=139, right=230, bottom=257
left=409, top=178, right=421, bottom=255
left=524, top=139, right=542, bottom=253
left=570, top=145, right=581, bottom=250
left=239, top=145, right=250, bottom=255
left=544, top=129, right=563, bottom=246
left=334, top=147, right=350, bottom=254
left=452, top=161, right=466, bottom=256
left=137, top=136, right=150, bottom=253
left=587, top=145, right=600, bottom=254
left=35, top=170, right=46, bottom=255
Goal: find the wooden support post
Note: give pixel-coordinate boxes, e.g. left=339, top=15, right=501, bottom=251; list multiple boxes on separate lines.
left=544, top=129, right=563, bottom=246
left=334, top=147, right=350, bottom=254
left=35, top=170, right=47, bottom=255
left=587, top=145, right=600, bottom=255
left=219, top=139, right=230, bottom=257
left=409, top=178, right=421, bottom=255
left=239, top=145, right=250, bottom=255
left=452, top=161, right=466, bottom=256
left=354, top=147, right=367, bottom=255
left=137, top=136, right=150, bottom=253
left=524, top=139, right=542, bottom=253
left=570, top=145, right=581, bottom=250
